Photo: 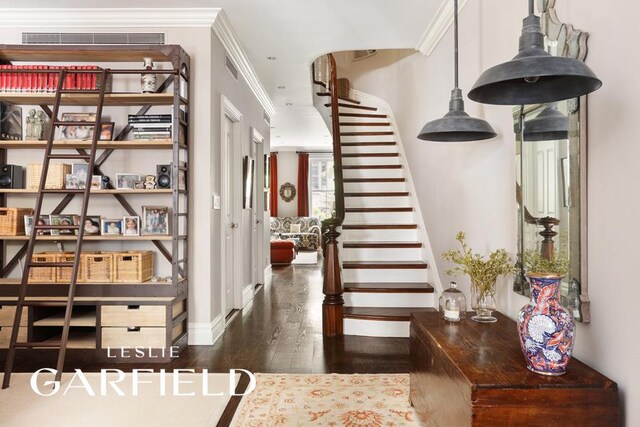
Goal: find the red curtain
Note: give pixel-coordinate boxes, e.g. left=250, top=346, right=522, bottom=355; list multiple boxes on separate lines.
left=297, top=153, right=309, bottom=216
left=269, top=152, right=278, bottom=217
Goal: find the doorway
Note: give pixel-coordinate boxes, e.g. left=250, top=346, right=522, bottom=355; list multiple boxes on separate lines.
left=221, top=96, right=243, bottom=321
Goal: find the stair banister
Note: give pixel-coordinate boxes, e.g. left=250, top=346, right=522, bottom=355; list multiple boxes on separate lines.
left=319, top=53, right=345, bottom=337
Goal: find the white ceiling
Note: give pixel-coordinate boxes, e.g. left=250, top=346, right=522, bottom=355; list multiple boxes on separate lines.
left=1, top=1, right=441, bottom=149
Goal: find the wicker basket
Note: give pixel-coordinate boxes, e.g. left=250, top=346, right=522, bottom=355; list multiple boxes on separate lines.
left=55, top=252, right=84, bottom=284
left=0, top=208, right=33, bottom=236
left=113, top=251, right=153, bottom=283
left=27, top=163, right=71, bottom=190
left=29, top=252, right=57, bottom=283
left=81, top=252, right=114, bottom=283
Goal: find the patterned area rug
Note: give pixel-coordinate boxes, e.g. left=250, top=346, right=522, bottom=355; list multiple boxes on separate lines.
left=230, top=373, right=424, bottom=426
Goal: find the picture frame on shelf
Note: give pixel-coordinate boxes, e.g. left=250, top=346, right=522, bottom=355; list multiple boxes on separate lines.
left=49, top=214, right=77, bottom=236
left=122, top=215, right=140, bottom=236
left=82, top=216, right=101, bottom=236
left=27, top=215, right=51, bottom=236
left=90, top=175, right=103, bottom=190
left=100, top=122, right=115, bottom=141
left=23, top=215, right=34, bottom=236
left=65, top=174, right=80, bottom=189
left=101, top=219, right=122, bottom=235
left=141, top=206, right=169, bottom=235
left=71, top=163, right=89, bottom=189
left=59, top=113, right=95, bottom=140
left=115, top=173, right=141, bottom=190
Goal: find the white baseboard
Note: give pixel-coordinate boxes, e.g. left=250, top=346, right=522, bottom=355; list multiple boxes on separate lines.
left=188, top=314, right=224, bottom=345
left=264, top=264, right=273, bottom=286
left=242, top=284, right=254, bottom=308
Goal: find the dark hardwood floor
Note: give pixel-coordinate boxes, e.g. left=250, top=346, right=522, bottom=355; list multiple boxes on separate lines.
left=1, top=257, right=410, bottom=374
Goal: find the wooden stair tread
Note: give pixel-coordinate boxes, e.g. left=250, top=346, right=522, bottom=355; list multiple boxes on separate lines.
left=342, top=224, right=417, bottom=230
left=343, top=178, right=405, bottom=182
left=342, top=241, right=423, bottom=248
left=342, top=141, right=396, bottom=146
left=340, top=122, right=391, bottom=126
left=345, top=207, right=413, bottom=212
left=344, top=307, right=436, bottom=321
left=344, top=192, right=409, bottom=197
left=342, top=165, right=402, bottom=169
left=342, top=153, right=398, bottom=157
left=328, top=103, right=377, bottom=111
left=342, top=261, right=428, bottom=269
left=344, top=283, right=434, bottom=293
left=339, top=112, right=388, bottom=118
left=341, top=131, right=394, bottom=136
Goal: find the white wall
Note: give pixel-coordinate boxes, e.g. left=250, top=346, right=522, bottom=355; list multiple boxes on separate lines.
left=274, top=151, right=298, bottom=217
left=336, top=1, right=639, bottom=424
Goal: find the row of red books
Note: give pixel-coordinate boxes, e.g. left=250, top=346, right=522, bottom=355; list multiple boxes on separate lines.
left=0, top=65, right=101, bottom=92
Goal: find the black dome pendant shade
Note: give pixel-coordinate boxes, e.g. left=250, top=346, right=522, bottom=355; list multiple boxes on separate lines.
left=468, top=0, right=602, bottom=105
left=521, top=103, right=569, bottom=141
left=417, top=0, right=496, bottom=142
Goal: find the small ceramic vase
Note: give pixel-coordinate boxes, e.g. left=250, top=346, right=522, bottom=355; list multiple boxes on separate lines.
left=141, top=57, right=157, bottom=93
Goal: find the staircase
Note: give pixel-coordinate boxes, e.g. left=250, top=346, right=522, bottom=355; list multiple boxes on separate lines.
left=334, top=92, right=439, bottom=337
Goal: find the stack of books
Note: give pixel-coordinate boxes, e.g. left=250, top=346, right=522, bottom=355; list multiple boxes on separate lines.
left=0, top=65, right=102, bottom=92
left=129, top=114, right=172, bottom=140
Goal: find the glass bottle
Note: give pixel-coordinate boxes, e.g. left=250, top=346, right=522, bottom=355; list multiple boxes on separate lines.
left=439, top=282, right=467, bottom=322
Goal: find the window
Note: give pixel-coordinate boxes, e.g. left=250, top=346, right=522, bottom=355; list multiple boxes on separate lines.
left=310, top=155, right=335, bottom=221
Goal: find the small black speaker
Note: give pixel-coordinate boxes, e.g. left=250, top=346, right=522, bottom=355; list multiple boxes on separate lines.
left=156, top=164, right=171, bottom=189
left=0, top=164, right=23, bottom=189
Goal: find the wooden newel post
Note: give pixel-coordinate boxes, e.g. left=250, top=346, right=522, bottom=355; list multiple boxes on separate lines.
left=322, top=221, right=343, bottom=337
left=539, top=216, right=560, bottom=261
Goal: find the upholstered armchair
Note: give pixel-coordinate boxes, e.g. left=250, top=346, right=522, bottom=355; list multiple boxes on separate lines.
left=270, top=216, right=321, bottom=250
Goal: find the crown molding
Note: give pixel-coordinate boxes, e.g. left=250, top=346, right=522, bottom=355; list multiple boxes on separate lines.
left=0, top=8, right=221, bottom=28
left=0, top=7, right=277, bottom=118
left=416, top=0, right=469, bottom=56
left=213, top=11, right=277, bottom=117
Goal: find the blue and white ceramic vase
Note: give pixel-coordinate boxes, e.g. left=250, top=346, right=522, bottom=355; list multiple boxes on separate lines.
left=517, top=274, right=575, bottom=376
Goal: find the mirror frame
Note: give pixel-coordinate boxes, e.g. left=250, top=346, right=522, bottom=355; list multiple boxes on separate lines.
left=513, top=0, right=591, bottom=322
left=279, top=182, right=296, bottom=203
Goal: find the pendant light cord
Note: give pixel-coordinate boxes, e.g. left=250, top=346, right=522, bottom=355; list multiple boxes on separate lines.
left=453, top=0, right=459, bottom=89
left=529, top=0, right=534, bottom=15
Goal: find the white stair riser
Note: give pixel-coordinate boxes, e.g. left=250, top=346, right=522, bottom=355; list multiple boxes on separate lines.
left=341, top=144, right=398, bottom=154
left=344, top=292, right=435, bottom=308
left=343, top=228, right=417, bottom=241
left=342, top=156, right=400, bottom=166
left=340, top=134, right=397, bottom=143
left=344, top=318, right=409, bottom=338
left=340, top=125, right=393, bottom=133
left=345, top=196, right=410, bottom=207
left=344, top=211, right=414, bottom=224
left=338, top=105, right=379, bottom=113
left=337, top=116, right=389, bottom=123
left=343, top=168, right=404, bottom=179
left=341, top=247, right=422, bottom=262
left=342, top=268, right=428, bottom=283
left=344, top=181, right=406, bottom=192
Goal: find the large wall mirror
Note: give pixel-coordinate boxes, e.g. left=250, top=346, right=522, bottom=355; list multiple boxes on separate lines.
left=514, top=0, right=590, bottom=322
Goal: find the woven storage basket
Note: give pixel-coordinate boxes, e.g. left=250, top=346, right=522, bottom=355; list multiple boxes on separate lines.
left=113, top=251, right=153, bottom=283
left=55, top=252, right=84, bottom=283
left=0, top=208, right=33, bottom=236
left=81, top=252, right=114, bottom=283
left=27, top=163, right=71, bottom=190
left=29, top=252, right=57, bottom=283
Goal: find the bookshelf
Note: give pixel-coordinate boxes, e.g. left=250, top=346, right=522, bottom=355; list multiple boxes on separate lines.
left=0, top=44, right=190, bottom=362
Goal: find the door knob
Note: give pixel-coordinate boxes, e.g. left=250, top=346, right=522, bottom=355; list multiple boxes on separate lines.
left=231, top=222, right=239, bottom=229
left=256, top=219, right=262, bottom=224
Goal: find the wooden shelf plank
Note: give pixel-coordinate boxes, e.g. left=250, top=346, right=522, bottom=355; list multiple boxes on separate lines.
left=0, top=139, right=180, bottom=149
left=0, top=189, right=173, bottom=194
left=44, top=331, right=96, bottom=349
left=0, top=235, right=177, bottom=241
left=0, top=92, right=181, bottom=106
left=0, top=278, right=184, bottom=286
left=0, top=44, right=182, bottom=63
left=34, top=311, right=97, bottom=327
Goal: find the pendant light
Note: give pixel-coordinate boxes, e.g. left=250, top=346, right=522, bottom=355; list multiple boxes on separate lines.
left=417, top=0, right=496, bottom=142
left=468, top=0, right=602, bottom=105
left=522, top=103, right=568, bottom=141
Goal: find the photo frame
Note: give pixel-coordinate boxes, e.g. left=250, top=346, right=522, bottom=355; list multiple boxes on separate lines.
left=122, top=215, right=140, bottom=236
left=65, top=174, right=80, bottom=190
left=28, top=215, right=50, bottom=236
left=59, top=113, right=113, bottom=141
left=72, top=163, right=89, bottom=189
left=90, top=175, right=103, bottom=190
left=243, top=156, right=255, bottom=209
left=141, top=206, right=169, bottom=235
left=49, top=214, right=77, bottom=236
left=115, top=173, right=141, bottom=190
left=82, top=216, right=101, bottom=236
left=100, top=122, right=115, bottom=141
left=24, top=215, right=34, bottom=236
left=101, top=219, right=123, bottom=235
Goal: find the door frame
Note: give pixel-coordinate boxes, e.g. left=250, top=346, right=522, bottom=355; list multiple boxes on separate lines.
left=220, top=95, right=243, bottom=321
left=251, top=128, right=265, bottom=287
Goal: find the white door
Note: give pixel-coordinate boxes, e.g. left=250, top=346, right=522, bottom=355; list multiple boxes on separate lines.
left=223, top=115, right=237, bottom=318
left=251, top=129, right=265, bottom=286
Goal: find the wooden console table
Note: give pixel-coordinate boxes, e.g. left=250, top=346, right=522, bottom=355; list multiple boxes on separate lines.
left=410, top=311, right=619, bottom=426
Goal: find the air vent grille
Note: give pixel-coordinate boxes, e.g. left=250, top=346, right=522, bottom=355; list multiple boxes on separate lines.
left=22, top=32, right=165, bottom=45
left=225, top=56, right=238, bottom=80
